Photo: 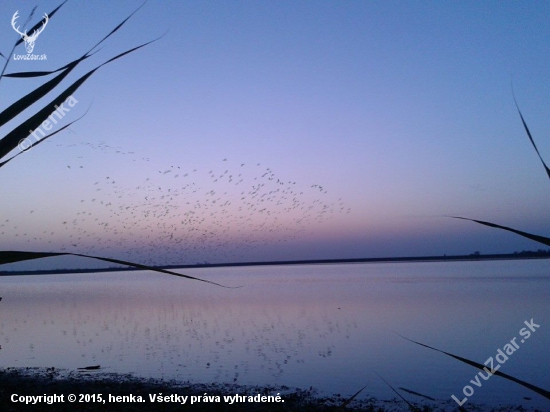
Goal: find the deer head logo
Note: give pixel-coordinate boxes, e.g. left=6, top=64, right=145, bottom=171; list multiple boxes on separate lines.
left=11, top=11, right=49, bottom=54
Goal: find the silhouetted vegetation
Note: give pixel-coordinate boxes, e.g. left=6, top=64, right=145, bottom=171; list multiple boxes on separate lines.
left=0, top=2, right=220, bottom=285
left=403, top=97, right=550, bottom=406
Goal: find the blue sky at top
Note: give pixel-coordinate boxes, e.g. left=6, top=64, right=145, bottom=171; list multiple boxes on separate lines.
left=0, top=0, right=549, bottom=268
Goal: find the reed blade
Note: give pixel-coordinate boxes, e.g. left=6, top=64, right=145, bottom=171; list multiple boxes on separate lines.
left=0, top=2, right=152, bottom=131
left=374, top=372, right=418, bottom=411
left=0, top=57, right=89, bottom=128
left=0, top=110, right=88, bottom=169
left=451, top=216, right=550, bottom=247
left=86, top=1, right=147, bottom=54
left=0, top=1, right=69, bottom=82
left=336, top=384, right=368, bottom=410
left=14, top=1, right=69, bottom=49
left=398, top=387, right=435, bottom=401
left=0, top=250, right=235, bottom=288
left=4, top=69, right=73, bottom=78
left=398, top=334, right=550, bottom=400
left=0, top=38, right=158, bottom=162
left=513, top=96, right=550, bottom=181
left=3, top=0, right=144, bottom=80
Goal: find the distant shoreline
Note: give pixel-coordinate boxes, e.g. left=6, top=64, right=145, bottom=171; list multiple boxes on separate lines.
left=1, top=252, right=548, bottom=276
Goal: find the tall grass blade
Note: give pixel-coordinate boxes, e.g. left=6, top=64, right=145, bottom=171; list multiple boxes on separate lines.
left=14, top=1, right=69, bottom=49
left=0, top=2, right=152, bottom=129
left=96, top=35, right=163, bottom=68
left=398, top=387, right=435, bottom=401
left=374, top=372, right=418, bottom=411
left=4, top=69, right=75, bottom=78
left=2, top=49, right=100, bottom=79
left=0, top=57, right=90, bottom=128
left=0, top=109, right=88, bottom=169
left=398, top=334, right=550, bottom=400
left=0, top=1, right=69, bottom=82
left=4, top=50, right=102, bottom=79
left=513, top=96, right=550, bottom=181
left=336, top=384, right=368, bottom=410
left=21, top=7, right=37, bottom=30
left=3, top=0, right=144, bottom=80
left=86, top=1, right=147, bottom=54
left=0, top=250, right=235, bottom=288
left=451, top=216, right=550, bottom=247
left=0, top=38, right=158, bottom=162
left=0, top=74, right=91, bottom=161
left=0, top=0, right=148, bottom=134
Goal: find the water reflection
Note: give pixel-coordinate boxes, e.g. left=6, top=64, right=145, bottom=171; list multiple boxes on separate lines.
left=1, top=260, right=549, bottom=408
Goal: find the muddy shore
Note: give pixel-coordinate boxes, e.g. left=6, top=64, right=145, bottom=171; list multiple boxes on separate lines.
left=0, top=367, right=542, bottom=411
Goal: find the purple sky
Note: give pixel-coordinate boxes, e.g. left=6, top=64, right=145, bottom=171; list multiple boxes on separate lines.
left=1, top=0, right=549, bottom=270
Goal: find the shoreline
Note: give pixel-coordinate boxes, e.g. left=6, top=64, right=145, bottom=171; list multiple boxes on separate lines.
left=0, top=367, right=539, bottom=411
left=1, top=252, right=549, bottom=277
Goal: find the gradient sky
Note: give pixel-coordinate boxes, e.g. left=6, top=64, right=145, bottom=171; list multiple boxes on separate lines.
left=1, top=0, right=549, bottom=270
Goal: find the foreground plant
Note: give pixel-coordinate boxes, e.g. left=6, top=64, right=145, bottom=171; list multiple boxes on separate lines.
left=452, top=98, right=550, bottom=247
left=399, top=334, right=550, bottom=402
left=0, top=1, right=218, bottom=285
left=404, top=96, right=550, bottom=405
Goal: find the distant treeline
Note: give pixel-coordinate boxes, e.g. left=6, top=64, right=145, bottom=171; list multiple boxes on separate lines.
left=1, top=249, right=549, bottom=276
left=468, top=249, right=550, bottom=257
left=511, top=249, right=550, bottom=256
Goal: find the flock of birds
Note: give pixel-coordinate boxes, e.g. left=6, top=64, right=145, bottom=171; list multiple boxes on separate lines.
left=4, top=139, right=351, bottom=266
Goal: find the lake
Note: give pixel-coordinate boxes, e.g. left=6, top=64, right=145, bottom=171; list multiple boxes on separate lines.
left=1, top=259, right=549, bottom=409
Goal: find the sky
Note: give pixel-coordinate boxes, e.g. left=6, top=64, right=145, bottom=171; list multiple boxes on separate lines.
left=0, top=0, right=549, bottom=270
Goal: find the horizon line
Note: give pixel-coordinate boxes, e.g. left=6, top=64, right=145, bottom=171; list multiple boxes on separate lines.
left=1, top=250, right=549, bottom=276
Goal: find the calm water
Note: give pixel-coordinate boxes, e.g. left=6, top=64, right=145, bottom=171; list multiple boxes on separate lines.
left=1, top=260, right=549, bottom=409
